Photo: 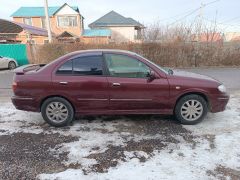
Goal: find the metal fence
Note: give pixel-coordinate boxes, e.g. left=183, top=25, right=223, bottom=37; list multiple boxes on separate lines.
left=0, top=44, right=29, bottom=66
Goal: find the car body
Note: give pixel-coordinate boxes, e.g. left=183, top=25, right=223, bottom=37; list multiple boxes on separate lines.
left=0, top=56, right=18, bottom=70
left=12, top=49, right=229, bottom=127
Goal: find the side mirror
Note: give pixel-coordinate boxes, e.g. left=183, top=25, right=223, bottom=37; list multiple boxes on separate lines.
left=147, top=71, right=157, bottom=81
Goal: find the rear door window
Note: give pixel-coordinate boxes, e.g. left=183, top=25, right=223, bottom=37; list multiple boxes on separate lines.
left=73, top=56, right=103, bottom=76
left=56, top=60, right=73, bottom=75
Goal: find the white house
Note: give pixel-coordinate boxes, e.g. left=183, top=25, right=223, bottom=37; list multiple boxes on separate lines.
left=89, top=11, right=144, bottom=43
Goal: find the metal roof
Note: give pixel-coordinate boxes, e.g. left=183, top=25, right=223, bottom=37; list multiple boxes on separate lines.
left=11, top=5, right=79, bottom=17
left=89, top=11, right=144, bottom=28
left=83, top=29, right=111, bottom=37
left=0, top=19, right=49, bottom=36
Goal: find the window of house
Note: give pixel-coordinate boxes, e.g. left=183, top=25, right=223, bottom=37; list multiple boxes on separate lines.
left=57, top=16, right=77, bottom=27
left=56, top=60, right=73, bottom=75
left=44, top=40, right=49, bottom=44
left=134, top=27, right=142, bottom=40
left=104, top=54, right=150, bottom=78
left=41, top=17, right=46, bottom=29
left=23, top=18, right=32, bottom=26
left=73, top=56, right=103, bottom=76
left=27, top=40, right=35, bottom=44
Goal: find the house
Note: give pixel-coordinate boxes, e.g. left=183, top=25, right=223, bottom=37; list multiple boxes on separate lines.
left=11, top=3, right=84, bottom=43
left=223, top=32, right=240, bottom=42
left=89, top=11, right=144, bottom=43
left=0, top=18, right=50, bottom=44
left=82, top=29, right=112, bottom=44
left=191, top=32, right=223, bottom=44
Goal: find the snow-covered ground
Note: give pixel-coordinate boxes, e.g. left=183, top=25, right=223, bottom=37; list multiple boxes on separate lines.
left=0, top=92, right=240, bottom=179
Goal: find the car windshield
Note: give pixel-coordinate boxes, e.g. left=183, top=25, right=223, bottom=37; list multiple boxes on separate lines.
left=135, top=54, right=170, bottom=74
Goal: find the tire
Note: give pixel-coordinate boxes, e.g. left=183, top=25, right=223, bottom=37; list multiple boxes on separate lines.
left=174, top=94, right=208, bottom=125
left=8, top=61, right=16, bottom=70
left=41, top=97, right=74, bottom=127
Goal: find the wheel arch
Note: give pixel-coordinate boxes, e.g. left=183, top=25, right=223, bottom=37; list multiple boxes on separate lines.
left=174, top=92, right=210, bottom=111
left=8, top=60, right=17, bottom=66
left=40, top=95, right=75, bottom=112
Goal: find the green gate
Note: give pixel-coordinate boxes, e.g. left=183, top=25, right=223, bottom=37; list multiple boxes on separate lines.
left=0, top=44, right=29, bottom=66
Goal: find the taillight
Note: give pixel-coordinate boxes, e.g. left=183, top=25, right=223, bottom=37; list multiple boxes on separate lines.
left=12, top=82, right=17, bottom=93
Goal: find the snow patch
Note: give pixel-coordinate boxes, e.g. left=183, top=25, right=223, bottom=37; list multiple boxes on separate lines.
left=38, top=92, right=240, bottom=180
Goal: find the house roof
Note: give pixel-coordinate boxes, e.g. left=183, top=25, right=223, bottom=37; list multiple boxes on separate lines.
left=89, top=11, right=144, bottom=28
left=0, top=19, right=51, bottom=36
left=11, top=4, right=79, bottom=17
left=83, top=29, right=111, bottom=37
left=57, top=31, right=78, bottom=38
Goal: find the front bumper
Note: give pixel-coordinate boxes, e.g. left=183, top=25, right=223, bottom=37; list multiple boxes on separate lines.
left=209, top=94, right=230, bottom=113
left=11, top=96, right=40, bottom=112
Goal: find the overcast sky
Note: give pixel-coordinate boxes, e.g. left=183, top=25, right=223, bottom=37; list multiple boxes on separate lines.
left=1, top=0, right=240, bottom=31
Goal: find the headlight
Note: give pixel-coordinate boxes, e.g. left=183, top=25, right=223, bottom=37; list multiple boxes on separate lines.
left=218, top=85, right=226, bottom=93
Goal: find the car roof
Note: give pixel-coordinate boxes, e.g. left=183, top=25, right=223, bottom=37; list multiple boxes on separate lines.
left=68, top=49, right=137, bottom=56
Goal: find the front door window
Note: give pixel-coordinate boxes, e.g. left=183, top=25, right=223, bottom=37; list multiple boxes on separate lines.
left=104, top=53, right=150, bottom=78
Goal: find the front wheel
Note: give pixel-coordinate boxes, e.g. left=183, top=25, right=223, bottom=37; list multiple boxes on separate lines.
left=175, top=95, right=208, bottom=125
left=41, top=97, right=74, bottom=127
left=8, top=61, right=16, bottom=70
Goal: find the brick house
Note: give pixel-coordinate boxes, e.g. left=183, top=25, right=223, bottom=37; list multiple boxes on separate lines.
left=11, top=3, right=84, bottom=43
left=0, top=18, right=50, bottom=44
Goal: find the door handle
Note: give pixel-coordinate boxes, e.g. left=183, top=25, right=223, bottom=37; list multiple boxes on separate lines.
left=112, top=83, right=121, bottom=87
left=59, top=82, right=68, bottom=85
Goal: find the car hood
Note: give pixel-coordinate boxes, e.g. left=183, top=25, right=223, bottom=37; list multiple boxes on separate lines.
left=172, top=69, right=220, bottom=83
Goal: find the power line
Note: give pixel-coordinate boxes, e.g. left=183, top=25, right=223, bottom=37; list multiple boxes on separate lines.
left=168, top=7, right=201, bottom=26
left=204, top=0, right=221, bottom=6
left=221, top=16, right=240, bottom=24
left=158, top=8, right=202, bottom=22
left=167, top=0, right=221, bottom=26
left=204, top=17, right=240, bottom=27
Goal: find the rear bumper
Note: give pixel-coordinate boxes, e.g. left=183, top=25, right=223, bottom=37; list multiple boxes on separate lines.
left=209, top=94, right=230, bottom=113
left=11, top=96, right=40, bottom=112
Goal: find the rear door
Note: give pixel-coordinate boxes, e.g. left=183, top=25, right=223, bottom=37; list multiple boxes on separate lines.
left=104, top=53, right=169, bottom=112
left=52, top=53, right=109, bottom=113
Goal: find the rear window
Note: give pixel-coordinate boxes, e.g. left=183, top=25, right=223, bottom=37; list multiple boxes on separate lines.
left=56, top=60, right=73, bottom=75
left=56, top=56, right=103, bottom=76
left=73, top=56, right=103, bottom=76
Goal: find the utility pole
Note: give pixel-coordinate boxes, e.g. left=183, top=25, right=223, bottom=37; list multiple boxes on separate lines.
left=44, top=0, right=52, bottom=43
left=198, top=3, right=205, bottom=39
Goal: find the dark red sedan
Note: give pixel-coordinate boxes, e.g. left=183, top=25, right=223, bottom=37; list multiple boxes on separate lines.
left=12, top=50, right=229, bottom=127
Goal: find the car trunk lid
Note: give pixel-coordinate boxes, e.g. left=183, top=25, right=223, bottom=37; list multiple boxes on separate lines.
left=14, top=64, right=46, bottom=75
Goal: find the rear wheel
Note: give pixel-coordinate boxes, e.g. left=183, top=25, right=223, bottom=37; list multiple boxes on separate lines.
left=41, top=97, right=74, bottom=127
left=175, top=94, right=208, bottom=125
left=8, top=61, right=16, bottom=70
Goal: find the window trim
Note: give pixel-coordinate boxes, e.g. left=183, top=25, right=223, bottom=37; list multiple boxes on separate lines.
left=57, top=15, right=78, bottom=28
left=55, top=55, right=107, bottom=77
left=41, top=17, right=46, bottom=29
left=23, top=17, right=32, bottom=26
left=102, top=52, right=152, bottom=79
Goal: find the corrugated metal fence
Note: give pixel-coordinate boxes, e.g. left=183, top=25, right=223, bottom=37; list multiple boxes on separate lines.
left=0, top=44, right=29, bottom=66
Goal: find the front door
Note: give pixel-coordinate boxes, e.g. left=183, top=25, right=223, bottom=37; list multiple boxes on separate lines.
left=52, top=54, right=109, bottom=113
left=104, top=53, right=170, bottom=112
